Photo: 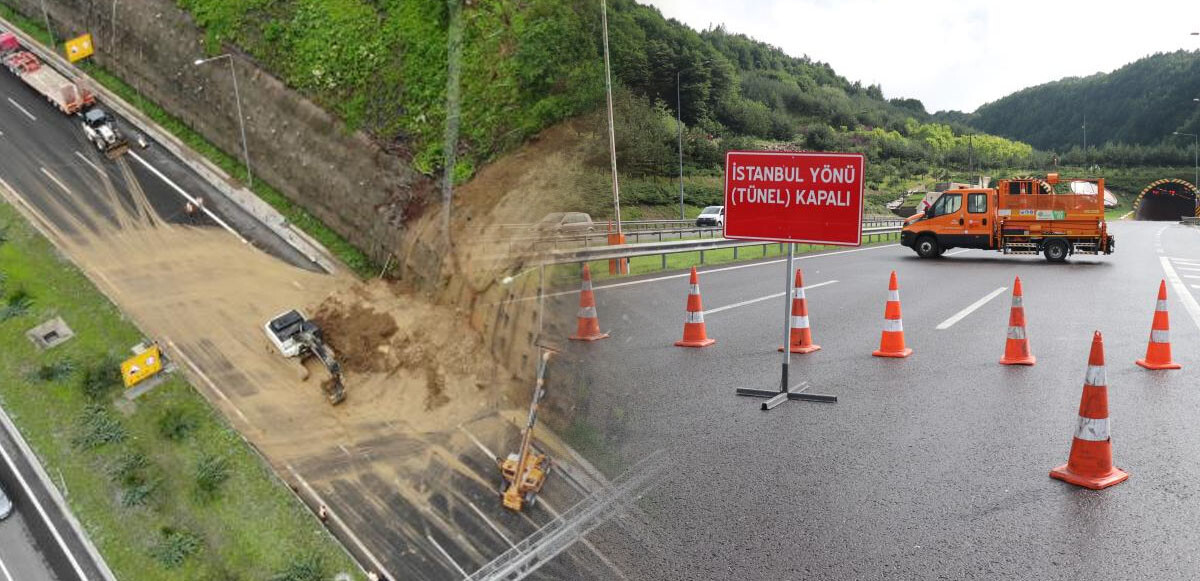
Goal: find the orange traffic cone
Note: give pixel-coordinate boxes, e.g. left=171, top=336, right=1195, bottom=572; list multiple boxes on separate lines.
left=569, top=264, right=609, bottom=341
left=778, top=268, right=819, bottom=354
left=675, top=267, right=715, bottom=348
left=872, top=271, right=912, bottom=358
left=1050, top=331, right=1129, bottom=490
left=1136, top=280, right=1181, bottom=370
left=999, top=276, right=1035, bottom=365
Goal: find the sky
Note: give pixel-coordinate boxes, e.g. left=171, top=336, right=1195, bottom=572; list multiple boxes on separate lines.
left=644, top=0, right=1200, bottom=113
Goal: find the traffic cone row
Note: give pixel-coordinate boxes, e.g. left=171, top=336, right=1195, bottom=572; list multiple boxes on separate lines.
left=566, top=267, right=1184, bottom=377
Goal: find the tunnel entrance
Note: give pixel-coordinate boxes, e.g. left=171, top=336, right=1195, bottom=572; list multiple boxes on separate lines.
left=1134, top=179, right=1198, bottom=221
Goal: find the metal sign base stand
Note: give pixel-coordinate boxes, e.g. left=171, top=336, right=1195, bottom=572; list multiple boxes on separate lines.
left=735, top=244, right=838, bottom=410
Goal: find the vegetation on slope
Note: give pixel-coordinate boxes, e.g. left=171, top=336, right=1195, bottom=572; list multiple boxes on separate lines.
left=940, top=50, right=1200, bottom=166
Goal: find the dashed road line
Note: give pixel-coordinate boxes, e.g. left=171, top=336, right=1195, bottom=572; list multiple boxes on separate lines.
left=703, top=280, right=838, bottom=316
left=467, top=500, right=516, bottom=548
left=426, top=534, right=469, bottom=578
left=935, top=287, right=1008, bottom=330
left=39, top=167, right=73, bottom=196
left=0, top=553, right=14, bottom=581
left=944, top=249, right=972, bottom=256
left=126, top=151, right=248, bottom=243
left=458, top=423, right=498, bottom=461
left=72, top=151, right=104, bottom=174
left=6, top=97, right=36, bottom=121
left=1161, top=257, right=1200, bottom=333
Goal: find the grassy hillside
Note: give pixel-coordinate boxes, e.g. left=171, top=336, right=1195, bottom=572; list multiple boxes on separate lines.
left=938, top=50, right=1200, bottom=164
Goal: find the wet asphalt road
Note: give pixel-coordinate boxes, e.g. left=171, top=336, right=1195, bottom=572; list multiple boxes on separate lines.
left=0, top=62, right=320, bottom=272
left=551, top=220, right=1200, bottom=580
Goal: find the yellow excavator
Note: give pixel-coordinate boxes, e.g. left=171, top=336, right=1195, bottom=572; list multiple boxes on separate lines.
left=499, top=350, right=553, bottom=511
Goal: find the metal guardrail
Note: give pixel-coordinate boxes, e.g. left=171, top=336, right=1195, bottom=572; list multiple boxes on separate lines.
left=496, top=218, right=904, bottom=249
left=530, top=225, right=903, bottom=266
left=500, top=216, right=903, bottom=235
left=1181, top=217, right=1200, bottom=226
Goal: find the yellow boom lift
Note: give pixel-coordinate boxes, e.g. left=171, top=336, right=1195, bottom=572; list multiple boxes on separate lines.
left=499, top=350, right=553, bottom=511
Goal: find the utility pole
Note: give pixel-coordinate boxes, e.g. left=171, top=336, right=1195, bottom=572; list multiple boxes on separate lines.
left=677, top=71, right=684, bottom=221
left=39, top=0, right=55, bottom=46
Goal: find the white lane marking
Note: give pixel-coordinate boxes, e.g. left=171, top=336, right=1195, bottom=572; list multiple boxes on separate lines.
left=935, top=287, right=1009, bottom=330
left=126, top=151, right=248, bottom=243
left=1118, top=211, right=1133, bottom=220
left=6, top=98, right=36, bottom=121
left=540, top=244, right=900, bottom=300
left=0, top=433, right=89, bottom=580
left=703, top=280, right=839, bottom=316
left=457, top=424, right=497, bottom=460
left=426, top=534, right=469, bottom=578
left=467, top=500, right=516, bottom=548
left=285, top=464, right=396, bottom=580
left=1161, top=257, right=1200, bottom=333
left=39, top=167, right=73, bottom=196
left=0, top=553, right=14, bottom=581
left=1192, top=284, right=1200, bottom=290
left=1176, top=267, right=1200, bottom=273
left=72, top=151, right=104, bottom=174
left=944, top=249, right=972, bottom=256
left=163, top=338, right=249, bottom=424
left=1184, top=275, right=1200, bottom=280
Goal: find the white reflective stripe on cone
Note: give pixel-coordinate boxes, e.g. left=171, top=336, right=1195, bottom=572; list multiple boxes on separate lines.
left=792, top=288, right=806, bottom=299
left=1085, top=364, right=1106, bottom=387
left=581, top=280, right=593, bottom=291
left=1157, top=299, right=1168, bottom=312
left=883, top=318, right=903, bottom=332
left=685, top=311, right=704, bottom=324
left=790, top=315, right=809, bottom=329
left=1150, top=329, right=1170, bottom=343
left=689, top=284, right=700, bottom=295
left=888, top=290, right=900, bottom=302
left=577, top=306, right=597, bottom=318
left=1011, top=296, right=1023, bottom=307
left=1074, top=416, right=1110, bottom=441
left=1007, top=326, right=1026, bottom=340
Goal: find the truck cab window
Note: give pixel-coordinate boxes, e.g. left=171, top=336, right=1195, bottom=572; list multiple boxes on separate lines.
left=968, top=193, right=987, bottom=213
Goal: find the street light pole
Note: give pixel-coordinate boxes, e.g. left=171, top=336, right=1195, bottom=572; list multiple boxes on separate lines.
left=600, top=0, right=622, bottom=233
left=194, top=54, right=252, bottom=188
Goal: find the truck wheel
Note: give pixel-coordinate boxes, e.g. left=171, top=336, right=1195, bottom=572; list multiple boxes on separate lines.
left=915, top=235, right=941, bottom=258
left=1044, top=239, right=1069, bottom=263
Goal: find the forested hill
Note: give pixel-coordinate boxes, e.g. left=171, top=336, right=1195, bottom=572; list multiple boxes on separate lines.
left=943, top=50, right=1200, bottom=151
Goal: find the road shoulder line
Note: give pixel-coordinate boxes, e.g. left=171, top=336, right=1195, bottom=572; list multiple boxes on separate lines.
left=1161, top=257, right=1200, bottom=333
left=0, top=405, right=113, bottom=581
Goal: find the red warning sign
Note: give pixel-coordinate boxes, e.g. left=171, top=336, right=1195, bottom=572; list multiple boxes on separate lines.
left=724, top=151, right=865, bottom=246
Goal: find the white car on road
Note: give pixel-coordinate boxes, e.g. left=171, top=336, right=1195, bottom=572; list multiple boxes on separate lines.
left=695, top=205, right=724, bottom=227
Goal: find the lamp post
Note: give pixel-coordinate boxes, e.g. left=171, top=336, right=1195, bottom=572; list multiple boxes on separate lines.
left=194, top=54, right=252, bottom=188
left=1172, top=131, right=1199, bottom=192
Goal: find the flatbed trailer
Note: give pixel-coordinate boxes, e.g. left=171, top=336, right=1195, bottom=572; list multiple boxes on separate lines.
left=1, top=47, right=94, bottom=114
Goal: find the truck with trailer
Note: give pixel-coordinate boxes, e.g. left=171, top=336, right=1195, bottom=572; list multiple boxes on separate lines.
left=0, top=29, right=129, bottom=158
left=900, top=174, right=1114, bottom=262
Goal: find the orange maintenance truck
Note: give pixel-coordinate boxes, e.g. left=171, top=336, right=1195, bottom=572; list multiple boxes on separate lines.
left=900, top=174, right=1114, bottom=262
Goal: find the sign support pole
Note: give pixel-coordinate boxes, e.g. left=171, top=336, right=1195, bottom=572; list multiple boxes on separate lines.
left=735, top=244, right=838, bottom=410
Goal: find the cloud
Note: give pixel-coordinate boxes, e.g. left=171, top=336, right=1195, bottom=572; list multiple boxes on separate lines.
left=644, top=0, right=1199, bottom=112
